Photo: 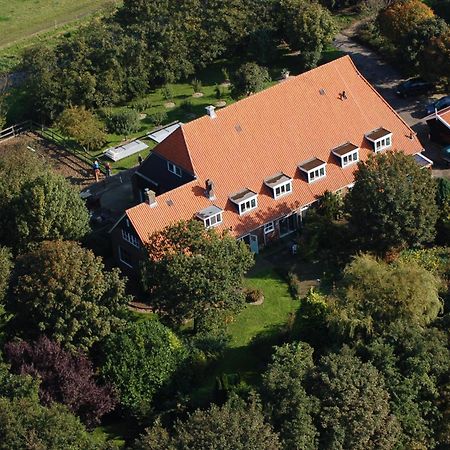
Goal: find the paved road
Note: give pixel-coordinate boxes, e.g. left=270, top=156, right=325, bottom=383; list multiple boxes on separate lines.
left=333, top=25, right=447, bottom=171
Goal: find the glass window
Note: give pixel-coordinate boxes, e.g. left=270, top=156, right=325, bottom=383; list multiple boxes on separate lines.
left=119, top=246, right=133, bottom=268
left=167, top=161, right=182, bottom=177
left=264, top=222, right=275, bottom=234
left=121, top=229, right=140, bottom=248
left=239, top=196, right=257, bottom=214
left=204, top=213, right=222, bottom=228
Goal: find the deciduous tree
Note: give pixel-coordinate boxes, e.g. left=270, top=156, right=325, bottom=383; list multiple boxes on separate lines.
left=135, top=394, right=281, bottom=450
left=328, top=254, right=442, bottom=338
left=262, top=342, right=319, bottom=450
left=142, top=220, right=253, bottom=330
left=6, top=171, right=90, bottom=251
left=231, top=62, right=271, bottom=98
left=312, top=347, right=401, bottom=450
left=5, top=336, right=116, bottom=426
left=57, top=106, right=107, bottom=151
left=346, top=151, right=438, bottom=253
left=0, top=247, right=12, bottom=303
left=6, top=240, right=129, bottom=351
left=100, top=320, right=187, bottom=417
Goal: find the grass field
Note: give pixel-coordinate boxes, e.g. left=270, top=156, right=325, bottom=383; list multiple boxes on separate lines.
left=0, top=0, right=118, bottom=48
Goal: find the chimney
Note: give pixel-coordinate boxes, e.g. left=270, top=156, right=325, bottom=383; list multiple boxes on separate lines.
left=205, top=179, right=216, bottom=200
left=144, top=188, right=157, bottom=207
left=205, top=105, right=217, bottom=119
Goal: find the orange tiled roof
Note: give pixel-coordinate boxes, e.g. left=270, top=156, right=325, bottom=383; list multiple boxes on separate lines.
left=127, top=56, right=423, bottom=244
left=438, top=106, right=450, bottom=128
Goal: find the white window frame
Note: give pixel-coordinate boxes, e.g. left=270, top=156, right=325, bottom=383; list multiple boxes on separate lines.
left=273, top=180, right=292, bottom=199
left=238, top=195, right=258, bottom=215
left=167, top=161, right=182, bottom=177
left=374, top=135, right=392, bottom=153
left=264, top=221, right=275, bottom=234
left=121, top=229, right=140, bottom=248
left=341, top=150, right=359, bottom=167
left=118, top=246, right=133, bottom=268
left=204, top=212, right=223, bottom=228
left=307, top=164, right=326, bottom=183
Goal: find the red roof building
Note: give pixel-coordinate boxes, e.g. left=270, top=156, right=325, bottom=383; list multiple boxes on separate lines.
left=111, top=56, right=425, bottom=272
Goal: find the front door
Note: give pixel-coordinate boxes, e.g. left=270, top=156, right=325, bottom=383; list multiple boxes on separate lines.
left=279, top=214, right=297, bottom=237
left=249, top=234, right=259, bottom=254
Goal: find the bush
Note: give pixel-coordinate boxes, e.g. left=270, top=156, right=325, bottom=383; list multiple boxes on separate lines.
left=191, top=78, right=203, bottom=93
left=231, top=62, right=270, bottom=98
left=106, top=108, right=141, bottom=135
left=150, top=110, right=168, bottom=126
left=287, top=271, right=302, bottom=299
left=244, top=287, right=264, bottom=304
left=131, top=97, right=152, bottom=112
left=161, top=84, right=173, bottom=100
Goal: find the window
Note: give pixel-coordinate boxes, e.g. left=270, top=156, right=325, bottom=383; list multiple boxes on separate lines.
left=264, top=222, right=275, bottom=234
left=239, top=196, right=258, bottom=215
left=118, top=246, right=133, bottom=268
left=341, top=150, right=359, bottom=167
left=167, top=161, right=182, bottom=177
left=274, top=181, right=292, bottom=199
left=374, top=135, right=392, bottom=152
left=308, top=165, right=326, bottom=183
left=204, top=212, right=223, bottom=228
left=122, top=229, right=140, bottom=248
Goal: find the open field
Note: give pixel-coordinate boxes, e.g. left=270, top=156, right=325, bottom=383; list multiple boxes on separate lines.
left=0, top=0, right=118, bottom=48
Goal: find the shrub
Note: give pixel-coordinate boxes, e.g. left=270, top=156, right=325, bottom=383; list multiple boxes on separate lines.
left=161, top=84, right=173, bottom=100
left=191, top=78, right=203, bottom=93
left=221, top=67, right=230, bottom=82
left=106, top=108, right=141, bottom=135
left=131, top=97, right=152, bottom=112
left=231, top=62, right=270, bottom=98
left=287, top=272, right=302, bottom=299
left=150, top=110, right=168, bottom=126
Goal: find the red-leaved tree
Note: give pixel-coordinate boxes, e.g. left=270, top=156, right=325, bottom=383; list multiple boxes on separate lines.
left=4, top=336, right=116, bottom=427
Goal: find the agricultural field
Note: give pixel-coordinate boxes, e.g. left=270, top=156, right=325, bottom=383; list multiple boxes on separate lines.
left=0, top=0, right=120, bottom=72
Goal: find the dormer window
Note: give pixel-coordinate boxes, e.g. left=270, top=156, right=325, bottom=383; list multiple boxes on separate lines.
left=167, top=161, right=182, bottom=177
left=299, top=158, right=327, bottom=183
left=365, top=128, right=392, bottom=153
left=264, top=173, right=293, bottom=199
left=229, top=188, right=258, bottom=215
left=332, top=142, right=359, bottom=168
left=196, top=205, right=223, bottom=228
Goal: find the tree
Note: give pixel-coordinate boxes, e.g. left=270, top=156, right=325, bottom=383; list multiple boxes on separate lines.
left=356, top=322, right=450, bottom=449
left=378, top=0, right=435, bottom=45
left=57, top=106, right=107, bottom=151
left=345, top=151, right=438, bottom=253
left=6, top=171, right=90, bottom=251
left=262, top=343, right=319, bottom=450
left=106, top=108, right=141, bottom=136
left=328, top=254, right=442, bottom=338
left=100, top=319, right=187, bottom=417
left=142, top=220, right=253, bottom=330
left=0, top=362, right=39, bottom=401
left=5, top=336, right=116, bottom=426
left=0, top=397, right=103, bottom=450
left=6, top=240, right=129, bottom=351
left=0, top=247, right=12, bottom=303
left=279, top=0, right=336, bottom=69
left=420, top=28, right=450, bottom=84
left=134, top=394, right=281, bottom=450
left=312, top=347, right=401, bottom=450
left=231, top=62, right=270, bottom=98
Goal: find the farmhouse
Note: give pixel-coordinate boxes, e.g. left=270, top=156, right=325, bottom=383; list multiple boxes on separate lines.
left=424, top=106, right=450, bottom=145
left=110, top=55, right=425, bottom=273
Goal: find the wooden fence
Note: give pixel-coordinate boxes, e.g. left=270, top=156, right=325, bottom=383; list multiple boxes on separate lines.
left=0, top=121, right=104, bottom=174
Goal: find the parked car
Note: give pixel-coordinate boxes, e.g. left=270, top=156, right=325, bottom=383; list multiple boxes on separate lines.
left=425, top=95, right=450, bottom=115
left=396, top=77, right=435, bottom=97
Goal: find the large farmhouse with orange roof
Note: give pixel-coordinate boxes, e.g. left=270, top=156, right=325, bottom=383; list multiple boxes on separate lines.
left=110, top=55, right=429, bottom=272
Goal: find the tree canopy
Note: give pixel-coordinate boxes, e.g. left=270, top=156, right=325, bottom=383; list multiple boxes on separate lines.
left=231, top=62, right=271, bottom=98
left=134, top=394, right=281, bottom=450
left=5, top=336, right=116, bottom=426
left=0, top=246, right=12, bottom=304
left=100, top=319, right=187, bottom=417
left=142, top=220, right=253, bottom=331
left=346, top=151, right=438, bottom=253
left=57, top=106, right=107, bottom=151
left=312, top=347, right=401, bottom=450
left=6, top=240, right=129, bottom=351
left=328, top=254, right=442, bottom=338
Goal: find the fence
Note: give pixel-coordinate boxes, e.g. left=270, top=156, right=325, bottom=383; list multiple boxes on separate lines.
left=0, top=121, right=104, bottom=174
